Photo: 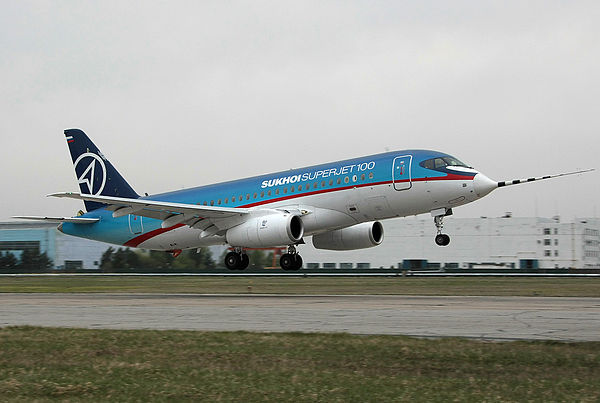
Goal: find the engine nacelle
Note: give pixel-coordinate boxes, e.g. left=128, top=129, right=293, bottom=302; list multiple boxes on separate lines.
left=312, top=221, right=384, bottom=251
left=226, top=213, right=304, bottom=248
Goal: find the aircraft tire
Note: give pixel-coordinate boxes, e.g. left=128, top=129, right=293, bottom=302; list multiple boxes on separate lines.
left=240, top=254, right=250, bottom=270
left=291, top=254, right=303, bottom=271
left=280, top=253, right=303, bottom=271
left=280, top=253, right=294, bottom=271
left=225, top=252, right=242, bottom=270
left=435, top=234, right=450, bottom=246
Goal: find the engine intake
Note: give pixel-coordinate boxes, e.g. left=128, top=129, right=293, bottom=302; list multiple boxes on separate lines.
left=312, top=221, right=384, bottom=251
left=226, top=214, right=304, bottom=248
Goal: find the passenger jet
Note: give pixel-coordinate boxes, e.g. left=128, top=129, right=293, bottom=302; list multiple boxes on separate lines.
left=16, top=129, right=592, bottom=270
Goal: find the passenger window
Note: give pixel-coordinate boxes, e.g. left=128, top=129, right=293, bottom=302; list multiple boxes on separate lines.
left=337, top=178, right=341, bottom=185
left=283, top=187, right=288, bottom=194
left=224, top=198, right=228, bottom=204
left=253, top=193, right=257, bottom=199
left=260, top=191, right=264, bottom=198
left=352, top=175, right=357, bottom=182
left=329, top=179, right=334, bottom=186
left=210, top=200, right=214, bottom=206
left=246, top=194, right=250, bottom=200
left=275, top=189, right=280, bottom=195
left=361, top=174, right=365, bottom=181
left=298, top=184, right=303, bottom=191
left=344, top=176, right=349, bottom=184
left=369, top=172, right=374, bottom=179
left=217, top=199, right=221, bottom=205
left=321, top=181, right=326, bottom=187
left=232, top=196, right=236, bottom=202
left=267, top=190, right=272, bottom=196
left=203, top=201, right=207, bottom=206
left=313, top=182, right=318, bottom=189
left=290, top=186, right=294, bottom=193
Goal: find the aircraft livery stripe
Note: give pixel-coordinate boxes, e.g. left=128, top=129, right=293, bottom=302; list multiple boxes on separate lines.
left=122, top=173, right=474, bottom=247
left=238, top=174, right=473, bottom=208
left=124, top=223, right=186, bottom=248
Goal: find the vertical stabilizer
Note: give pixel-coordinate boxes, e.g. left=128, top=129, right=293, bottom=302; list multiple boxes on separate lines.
left=65, top=128, right=139, bottom=212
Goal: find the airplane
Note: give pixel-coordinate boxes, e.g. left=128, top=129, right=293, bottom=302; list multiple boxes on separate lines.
left=15, top=129, right=593, bottom=271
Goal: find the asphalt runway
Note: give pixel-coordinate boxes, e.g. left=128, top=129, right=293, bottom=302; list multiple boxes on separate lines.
left=1, top=294, right=599, bottom=341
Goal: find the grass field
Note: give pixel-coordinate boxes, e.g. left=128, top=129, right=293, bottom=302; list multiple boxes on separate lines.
left=0, top=326, right=598, bottom=402
left=0, top=275, right=599, bottom=296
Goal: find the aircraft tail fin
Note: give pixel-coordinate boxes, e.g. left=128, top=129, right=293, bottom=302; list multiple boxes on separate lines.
left=65, top=128, right=139, bottom=212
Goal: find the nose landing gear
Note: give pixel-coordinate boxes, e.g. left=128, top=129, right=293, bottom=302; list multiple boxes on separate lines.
left=433, top=211, right=451, bottom=246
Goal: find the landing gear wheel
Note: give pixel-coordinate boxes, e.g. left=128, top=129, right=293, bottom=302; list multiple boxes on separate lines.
left=280, top=253, right=302, bottom=271
left=240, top=253, right=250, bottom=270
left=280, top=253, right=295, bottom=271
left=435, top=234, right=450, bottom=246
left=291, top=254, right=303, bottom=271
left=225, top=252, right=241, bottom=270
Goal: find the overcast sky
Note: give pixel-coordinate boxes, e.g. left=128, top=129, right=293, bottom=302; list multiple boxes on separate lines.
left=1, top=1, right=599, bottom=222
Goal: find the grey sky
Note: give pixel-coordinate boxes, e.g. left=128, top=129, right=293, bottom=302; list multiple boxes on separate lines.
left=1, top=1, right=598, bottom=221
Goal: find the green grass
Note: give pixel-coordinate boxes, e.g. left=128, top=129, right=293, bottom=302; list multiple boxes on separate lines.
left=0, top=276, right=599, bottom=296
left=0, top=326, right=598, bottom=402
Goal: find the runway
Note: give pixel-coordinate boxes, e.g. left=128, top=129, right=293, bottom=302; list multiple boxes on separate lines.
left=1, top=294, right=599, bottom=341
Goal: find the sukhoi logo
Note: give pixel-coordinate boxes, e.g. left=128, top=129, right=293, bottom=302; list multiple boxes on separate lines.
left=261, top=161, right=376, bottom=188
left=73, top=152, right=107, bottom=195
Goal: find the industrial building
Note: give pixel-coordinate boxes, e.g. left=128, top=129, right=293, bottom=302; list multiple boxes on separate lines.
left=300, top=216, right=600, bottom=270
left=0, top=221, right=109, bottom=270
left=1, top=216, right=599, bottom=270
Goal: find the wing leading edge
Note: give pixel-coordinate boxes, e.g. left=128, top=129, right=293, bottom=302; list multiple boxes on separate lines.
left=48, top=192, right=250, bottom=231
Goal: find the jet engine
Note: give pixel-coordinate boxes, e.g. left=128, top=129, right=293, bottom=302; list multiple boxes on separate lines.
left=312, top=221, right=384, bottom=251
left=226, top=213, right=304, bottom=248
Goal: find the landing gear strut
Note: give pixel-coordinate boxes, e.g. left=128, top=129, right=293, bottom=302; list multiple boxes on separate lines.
left=224, top=248, right=250, bottom=270
left=433, top=215, right=451, bottom=246
left=280, top=245, right=303, bottom=271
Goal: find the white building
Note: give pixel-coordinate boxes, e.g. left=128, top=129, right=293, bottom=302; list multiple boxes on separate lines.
left=0, top=221, right=110, bottom=270
left=300, top=216, right=600, bottom=270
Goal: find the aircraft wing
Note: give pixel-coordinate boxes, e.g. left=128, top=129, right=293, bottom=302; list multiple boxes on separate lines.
left=13, top=216, right=100, bottom=224
left=48, top=192, right=250, bottom=230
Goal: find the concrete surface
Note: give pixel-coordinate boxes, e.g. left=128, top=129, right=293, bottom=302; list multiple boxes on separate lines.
left=1, top=294, right=599, bottom=341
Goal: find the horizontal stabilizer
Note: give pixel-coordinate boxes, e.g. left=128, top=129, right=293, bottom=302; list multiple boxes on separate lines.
left=12, top=216, right=100, bottom=224
left=497, top=169, right=594, bottom=188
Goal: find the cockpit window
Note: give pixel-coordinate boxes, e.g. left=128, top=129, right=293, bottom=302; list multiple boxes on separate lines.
left=421, top=156, right=469, bottom=170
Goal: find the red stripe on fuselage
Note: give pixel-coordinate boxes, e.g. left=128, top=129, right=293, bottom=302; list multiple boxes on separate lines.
left=124, top=223, right=185, bottom=248
left=238, top=174, right=473, bottom=208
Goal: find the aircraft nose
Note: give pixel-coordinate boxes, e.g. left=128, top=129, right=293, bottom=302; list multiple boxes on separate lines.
left=473, top=172, right=498, bottom=198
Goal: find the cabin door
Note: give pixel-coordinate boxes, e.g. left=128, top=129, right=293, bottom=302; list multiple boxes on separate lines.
left=392, top=155, right=412, bottom=191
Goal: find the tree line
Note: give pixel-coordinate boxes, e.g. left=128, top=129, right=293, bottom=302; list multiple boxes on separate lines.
left=100, top=247, right=275, bottom=272
left=0, top=246, right=276, bottom=273
left=0, top=249, right=53, bottom=273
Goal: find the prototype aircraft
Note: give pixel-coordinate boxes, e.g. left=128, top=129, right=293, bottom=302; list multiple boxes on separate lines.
left=16, top=129, right=592, bottom=270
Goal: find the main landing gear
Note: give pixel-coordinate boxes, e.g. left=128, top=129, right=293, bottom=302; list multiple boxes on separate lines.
left=434, top=214, right=451, bottom=247
left=280, top=245, right=303, bottom=271
left=224, top=248, right=250, bottom=270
